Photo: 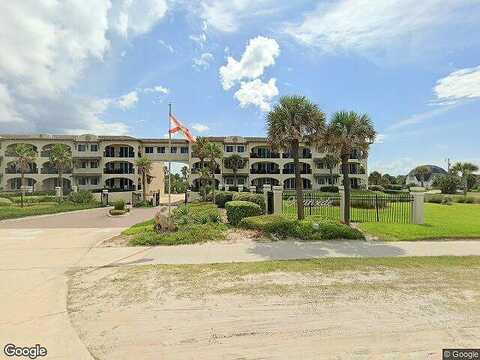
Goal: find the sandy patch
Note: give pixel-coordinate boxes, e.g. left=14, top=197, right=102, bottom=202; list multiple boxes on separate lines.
left=68, top=260, right=480, bottom=360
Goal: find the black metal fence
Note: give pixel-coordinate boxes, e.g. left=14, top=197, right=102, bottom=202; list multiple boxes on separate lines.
left=349, top=193, right=413, bottom=223
left=282, top=191, right=340, bottom=220
left=282, top=191, right=414, bottom=223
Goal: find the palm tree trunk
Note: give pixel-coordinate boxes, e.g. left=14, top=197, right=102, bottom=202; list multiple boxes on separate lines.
left=233, top=169, right=238, bottom=187
left=142, top=172, right=147, bottom=201
left=292, top=141, right=304, bottom=220
left=20, top=171, right=25, bottom=208
left=341, top=154, right=350, bottom=225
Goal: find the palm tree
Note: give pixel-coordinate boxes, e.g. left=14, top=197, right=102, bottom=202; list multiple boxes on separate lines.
left=192, top=137, right=209, bottom=199
left=12, top=144, right=37, bottom=207
left=267, top=95, right=326, bottom=220
left=49, top=144, right=72, bottom=195
left=224, top=154, right=246, bottom=186
left=198, top=166, right=211, bottom=201
left=135, top=156, right=153, bottom=201
left=451, top=162, right=479, bottom=196
left=205, top=142, right=222, bottom=203
left=368, top=171, right=382, bottom=186
left=415, top=165, right=431, bottom=188
left=181, top=166, right=189, bottom=182
left=323, top=154, right=339, bottom=186
left=319, top=111, right=376, bottom=225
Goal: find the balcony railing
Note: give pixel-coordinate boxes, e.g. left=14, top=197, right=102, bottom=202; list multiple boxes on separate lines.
left=5, top=168, right=38, bottom=174
left=250, top=152, right=280, bottom=159
left=103, top=169, right=135, bottom=174
left=283, top=169, right=312, bottom=175
left=250, top=168, right=280, bottom=174
left=103, top=152, right=135, bottom=158
left=282, top=153, right=312, bottom=159
left=41, top=168, right=72, bottom=174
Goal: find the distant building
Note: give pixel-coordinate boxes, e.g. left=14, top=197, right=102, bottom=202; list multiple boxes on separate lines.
left=406, top=165, right=447, bottom=188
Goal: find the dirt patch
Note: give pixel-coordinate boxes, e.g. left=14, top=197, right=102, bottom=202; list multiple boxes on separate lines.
left=68, top=258, right=480, bottom=360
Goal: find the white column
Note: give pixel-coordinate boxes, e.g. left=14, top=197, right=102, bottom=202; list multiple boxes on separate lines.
left=238, top=185, right=244, bottom=192
left=411, top=187, right=425, bottom=224
left=272, top=185, right=283, bottom=215
left=263, top=184, right=271, bottom=211
left=339, top=185, right=345, bottom=223
left=55, top=186, right=62, bottom=198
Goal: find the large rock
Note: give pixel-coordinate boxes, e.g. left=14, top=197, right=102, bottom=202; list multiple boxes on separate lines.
left=154, top=206, right=177, bottom=232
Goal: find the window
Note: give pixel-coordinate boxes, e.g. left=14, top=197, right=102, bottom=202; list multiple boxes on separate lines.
left=170, top=147, right=177, bottom=153
left=90, top=177, right=99, bottom=185
left=226, top=145, right=234, bottom=153
left=226, top=178, right=234, bottom=185
left=238, top=177, right=245, bottom=185
left=81, top=161, right=87, bottom=169
left=78, top=177, right=87, bottom=185
left=90, top=161, right=98, bottom=168
left=157, top=146, right=165, bottom=153
left=90, top=144, right=98, bottom=151
left=145, top=147, right=154, bottom=154
left=78, top=144, right=86, bottom=152
left=237, top=145, right=245, bottom=153
left=180, top=146, right=189, bottom=154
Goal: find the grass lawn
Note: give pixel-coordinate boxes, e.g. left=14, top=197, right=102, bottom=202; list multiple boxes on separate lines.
left=0, top=202, right=100, bottom=220
left=359, top=203, right=480, bottom=240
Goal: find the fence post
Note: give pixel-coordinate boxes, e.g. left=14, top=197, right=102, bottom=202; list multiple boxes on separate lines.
left=272, top=185, right=283, bottom=215
left=263, top=184, right=271, bottom=211
left=339, top=185, right=345, bottom=223
left=249, top=185, right=256, bottom=193
left=411, top=187, right=425, bottom=224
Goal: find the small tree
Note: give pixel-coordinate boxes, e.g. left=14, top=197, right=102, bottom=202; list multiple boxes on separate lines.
left=12, top=144, right=38, bottom=207
left=49, top=144, right=72, bottom=195
left=322, top=154, right=339, bottom=186
left=267, top=95, right=326, bottom=220
left=451, top=162, right=479, bottom=196
left=368, top=171, right=382, bottom=186
left=224, top=154, right=246, bottom=186
left=432, top=174, right=461, bottom=194
left=319, top=111, right=376, bottom=225
left=181, top=166, right=189, bottom=182
left=415, top=166, right=431, bottom=188
left=205, top=142, right=222, bottom=204
left=135, top=156, right=152, bottom=201
left=192, top=137, right=209, bottom=200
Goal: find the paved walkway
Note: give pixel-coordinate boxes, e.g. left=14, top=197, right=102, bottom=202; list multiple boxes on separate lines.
left=1, top=206, right=480, bottom=359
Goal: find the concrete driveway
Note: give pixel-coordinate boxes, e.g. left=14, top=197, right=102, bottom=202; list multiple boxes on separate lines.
left=0, top=207, right=161, bottom=360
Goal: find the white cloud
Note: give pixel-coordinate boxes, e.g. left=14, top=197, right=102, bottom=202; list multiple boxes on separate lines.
left=434, top=65, right=480, bottom=103
left=286, top=0, right=479, bottom=55
left=193, top=53, right=214, bottom=70
left=373, top=134, right=386, bottom=144
left=199, top=0, right=276, bottom=32
left=109, top=0, right=168, bottom=38
left=158, top=39, right=174, bottom=53
left=116, top=91, right=139, bottom=110
left=388, top=105, right=457, bottom=131
left=219, top=36, right=280, bottom=90
left=0, top=84, right=22, bottom=123
left=234, top=78, right=278, bottom=112
left=192, top=123, right=209, bottom=132
left=144, top=85, right=170, bottom=94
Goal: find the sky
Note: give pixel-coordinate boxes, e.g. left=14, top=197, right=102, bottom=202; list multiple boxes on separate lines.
left=1, top=0, right=480, bottom=175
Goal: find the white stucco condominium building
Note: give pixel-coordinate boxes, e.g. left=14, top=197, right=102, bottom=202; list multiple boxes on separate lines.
left=0, top=134, right=368, bottom=193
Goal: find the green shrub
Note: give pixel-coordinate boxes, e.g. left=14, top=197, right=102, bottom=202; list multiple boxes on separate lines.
left=130, top=223, right=227, bottom=246
left=442, top=196, right=453, bottom=205
left=464, top=197, right=475, bottom=204
left=385, top=184, right=403, bottom=191
left=319, top=186, right=339, bottom=193
left=113, top=200, right=126, bottom=210
left=432, top=174, right=461, bottom=194
left=368, top=185, right=385, bottom=192
left=173, top=203, right=222, bottom=225
left=232, top=193, right=265, bottom=212
left=109, top=209, right=127, bottom=216
left=68, top=190, right=94, bottom=204
left=239, top=214, right=364, bottom=240
left=207, top=191, right=234, bottom=208
left=11, top=195, right=56, bottom=204
left=225, top=200, right=262, bottom=225
left=0, top=197, right=13, bottom=206
left=134, top=200, right=153, bottom=208
left=427, top=194, right=444, bottom=204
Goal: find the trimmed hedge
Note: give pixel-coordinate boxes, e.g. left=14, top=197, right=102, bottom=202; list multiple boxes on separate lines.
left=173, top=202, right=222, bottom=225
left=225, top=200, right=262, bottom=225
left=368, top=185, right=385, bottom=192
left=232, top=193, right=265, bottom=212
left=68, top=190, right=94, bottom=204
left=109, top=209, right=128, bottom=216
left=319, top=186, right=339, bottom=193
left=0, top=197, right=13, bottom=206
left=239, top=214, right=364, bottom=240
left=207, top=191, right=234, bottom=208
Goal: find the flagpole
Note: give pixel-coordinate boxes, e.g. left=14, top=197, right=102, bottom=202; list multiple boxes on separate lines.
left=168, top=103, right=172, bottom=216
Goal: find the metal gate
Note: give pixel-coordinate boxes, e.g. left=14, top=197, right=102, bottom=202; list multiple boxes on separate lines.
left=349, top=193, right=413, bottom=223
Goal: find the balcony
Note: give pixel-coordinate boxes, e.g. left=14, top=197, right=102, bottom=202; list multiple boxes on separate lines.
left=250, top=152, right=280, bottom=159
left=282, top=169, right=312, bottom=175
left=5, top=168, right=38, bottom=174
left=41, top=168, right=72, bottom=174
left=103, top=169, right=135, bottom=174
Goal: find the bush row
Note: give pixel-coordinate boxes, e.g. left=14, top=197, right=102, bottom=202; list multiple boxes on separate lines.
left=208, top=191, right=266, bottom=211
left=239, top=215, right=364, bottom=240
left=225, top=201, right=263, bottom=226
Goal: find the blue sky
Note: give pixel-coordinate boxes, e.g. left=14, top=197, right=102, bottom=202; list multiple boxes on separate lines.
left=1, top=0, right=480, bottom=175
